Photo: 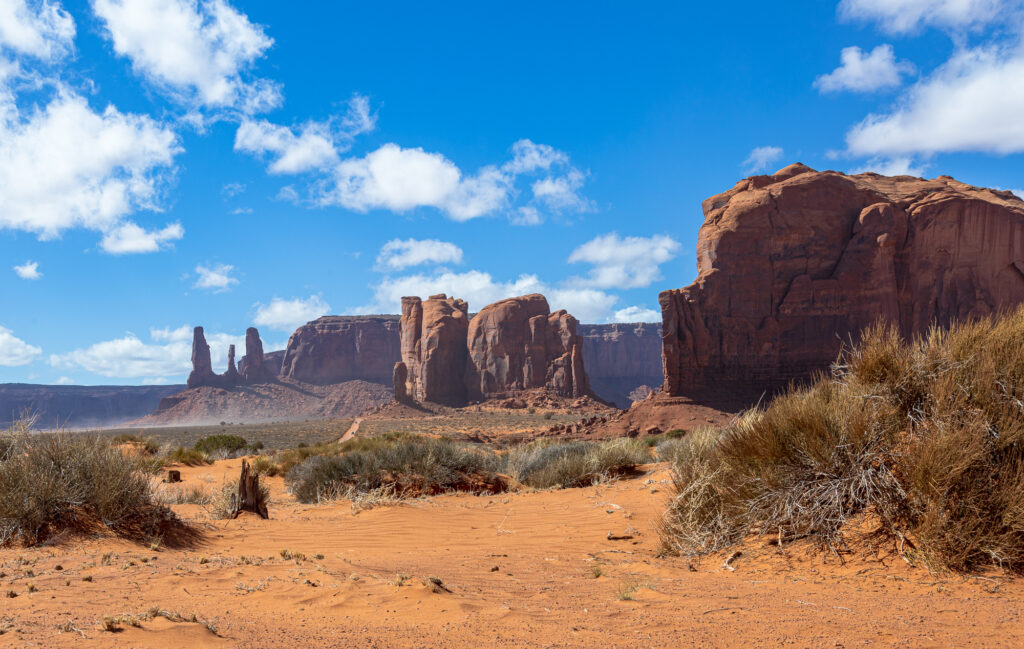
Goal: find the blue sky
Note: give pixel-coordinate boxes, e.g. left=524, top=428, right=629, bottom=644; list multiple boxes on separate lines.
left=1, top=0, right=1023, bottom=385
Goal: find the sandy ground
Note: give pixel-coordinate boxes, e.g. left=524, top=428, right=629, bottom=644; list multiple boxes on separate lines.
left=1, top=459, right=1022, bottom=648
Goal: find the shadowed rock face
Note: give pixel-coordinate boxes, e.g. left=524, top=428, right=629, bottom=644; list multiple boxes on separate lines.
left=660, top=163, right=1024, bottom=394
left=241, top=327, right=272, bottom=381
left=466, top=294, right=588, bottom=400
left=187, top=327, right=215, bottom=388
left=399, top=294, right=470, bottom=405
left=578, top=323, right=662, bottom=408
left=279, top=316, right=401, bottom=384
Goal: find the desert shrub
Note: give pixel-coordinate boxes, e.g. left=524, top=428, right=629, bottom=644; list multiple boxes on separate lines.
left=660, top=309, right=1024, bottom=571
left=506, top=438, right=650, bottom=489
left=0, top=424, right=166, bottom=545
left=208, top=478, right=269, bottom=519
left=286, top=435, right=501, bottom=503
left=166, top=447, right=209, bottom=467
left=275, top=441, right=340, bottom=476
left=251, top=455, right=278, bottom=477
left=193, top=435, right=261, bottom=458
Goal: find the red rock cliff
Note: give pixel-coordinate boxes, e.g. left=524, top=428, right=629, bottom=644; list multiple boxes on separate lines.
left=578, top=323, right=662, bottom=407
left=279, top=316, right=401, bottom=384
left=660, top=163, right=1024, bottom=394
left=466, top=294, right=588, bottom=400
left=398, top=294, right=470, bottom=405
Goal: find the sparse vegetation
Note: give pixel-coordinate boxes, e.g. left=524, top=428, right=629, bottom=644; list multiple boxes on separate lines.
left=660, top=309, right=1024, bottom=572
left=0, top=422, right=175, bottom=546
left=193, top=434, right=263, bottom=459
left=506, top=438, right=650, bottom=489
left=287, top=435, right=501, bottom=503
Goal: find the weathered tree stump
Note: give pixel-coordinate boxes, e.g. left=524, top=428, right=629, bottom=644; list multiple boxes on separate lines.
left=231, top=459, right=269, bottom=519
left=166, top=469, right=181, bottom=483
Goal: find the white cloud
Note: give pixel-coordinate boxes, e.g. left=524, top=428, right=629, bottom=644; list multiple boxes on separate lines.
left=13, top=259, right=40, bottom=279
left=376, top=238, right=463, bottom=271
left=838, top=0, right=1011, bottom=33
left=235, top=118, right=337, bottom=174
left=510, top=205, right=543, bottom=226
left=815, top=44, right=914, bottom=93
left=238, top=116, right=590, bottom=222
left=253, top=295, right=330, bottom=331
left=613, top=305, right=661, bottom=323
left=1012, top=188, right=1024, bottom=199
left=742, top=145, right=784, bottom=173
left=0, top=90, right=182, bottom=250
left=53, top=375, right=74, bottom=385
left=852, top=156, right=927, bottom=176
left=0, top=0, right=75, bottom=60
left=221, top=181, right=244, bottom=196
left=845, top=44, right=1024, bottom=156
left=91, top=0, right=278, bottom=112
left=531, top=168, right=591, bottom=212
left=357, top=269, right=619, bottom=323
left=99, top=221, right=183, bottom=254
left=194, top=262, right=238, bottom=291
left=567, top=233, right=681, bottom=289
left=50, top=325, right=242, bottom=379
left=0, top=325, right=41, bottom=365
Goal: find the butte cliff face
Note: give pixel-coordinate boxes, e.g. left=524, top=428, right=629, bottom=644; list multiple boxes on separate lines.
left=660, top=163, right=1024, bottom=394
left=578, top=323, right=662, bottom=407
left=465, top=294, right=588, bottom=401
left=279, top=316, right=401, bottom=384
left=397, top=294, right=470, bottom=405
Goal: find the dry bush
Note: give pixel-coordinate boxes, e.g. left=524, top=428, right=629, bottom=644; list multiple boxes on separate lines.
left=660, top=308, right=1024, bottom=571
left=0, top=422, right=172, bottom=545
left=506, top=438, right=650, bottom=489
left=286, top=435, right=501, bottom=503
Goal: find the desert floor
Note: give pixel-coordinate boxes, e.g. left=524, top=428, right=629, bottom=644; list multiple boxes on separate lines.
left=2, top=458, right=1022, bottom=648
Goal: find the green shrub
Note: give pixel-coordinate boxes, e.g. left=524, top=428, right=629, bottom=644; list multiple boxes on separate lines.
left=193, top=435, right=261, bottom=457
left=110, top=434, right=159, bottom=455
left=660, top=309, right=1024, bottom=572
left=167, top=447, right=209, bottom=467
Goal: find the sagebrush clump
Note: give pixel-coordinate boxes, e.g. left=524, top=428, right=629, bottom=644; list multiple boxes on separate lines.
left=660, top=308, right=1024, bottom=571
left=0, top=422, right=171, bottom=545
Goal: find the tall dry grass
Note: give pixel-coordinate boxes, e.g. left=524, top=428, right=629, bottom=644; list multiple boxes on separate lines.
left=660, top=308, right=1024, bottom=571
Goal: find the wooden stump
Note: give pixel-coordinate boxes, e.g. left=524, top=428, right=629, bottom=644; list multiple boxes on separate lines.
left=231, top=459, right=269, bottom=519
left=166, top=469, right=181, bottom=483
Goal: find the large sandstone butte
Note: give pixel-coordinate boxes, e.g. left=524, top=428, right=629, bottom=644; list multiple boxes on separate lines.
left=279, top=316, right=401, bottom=384
left=397, top=294, right=470, bottom=405
left=466, top=294, right=589, bottom=401
left=660, top=163, right=1024, bottom=394
left=578, top=323, right=661, bottom=408
left=187, top=326, right=273, bottom=389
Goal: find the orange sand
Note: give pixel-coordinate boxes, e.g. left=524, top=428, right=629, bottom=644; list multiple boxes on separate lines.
left=1, top=458, right=1022, bottom=648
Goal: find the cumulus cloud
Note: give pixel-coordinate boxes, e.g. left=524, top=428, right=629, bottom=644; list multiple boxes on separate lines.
left=0, top=325, right=41, bottom=365
left=612, top=306, right=661, bottom=323
left=375, top=238, right=463, bottom=271
left=357, top=269, right=619, bottom=323
left=13, top=260, right=40, bottom=279
left=510, top=206, right=543, bottom=226
left=838, top=0, right=1011, bottom=33
left=99, top=221, right=183, bottom=254
left=0, top=0, right=75, bottom=60
left=567, top=233, right=681, bottom=289
left=50, top=325, right=242, bottom=379
left=815, top=44, right=914, bottom=93
left=742, top=145, right=784, bottom=173
left=0, top=90, right=182, bottom=251
left=194, top=262, right=238, bottom=291
left=845, top=44, right=1024, bottom=156
left=91, top=0, right=279, bottom=112
left=236, top=105, right=591, bottom=222
left=852, top=156, right=928, bottom=176
left=253, top=295, right=330, bottom=331
left=234, top=94, right=374, bottom=174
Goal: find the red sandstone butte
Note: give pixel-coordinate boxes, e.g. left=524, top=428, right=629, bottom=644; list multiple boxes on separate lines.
left=398, top=294, right=470, bottom=406
left=660, top=163, right=1024, bottom=394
